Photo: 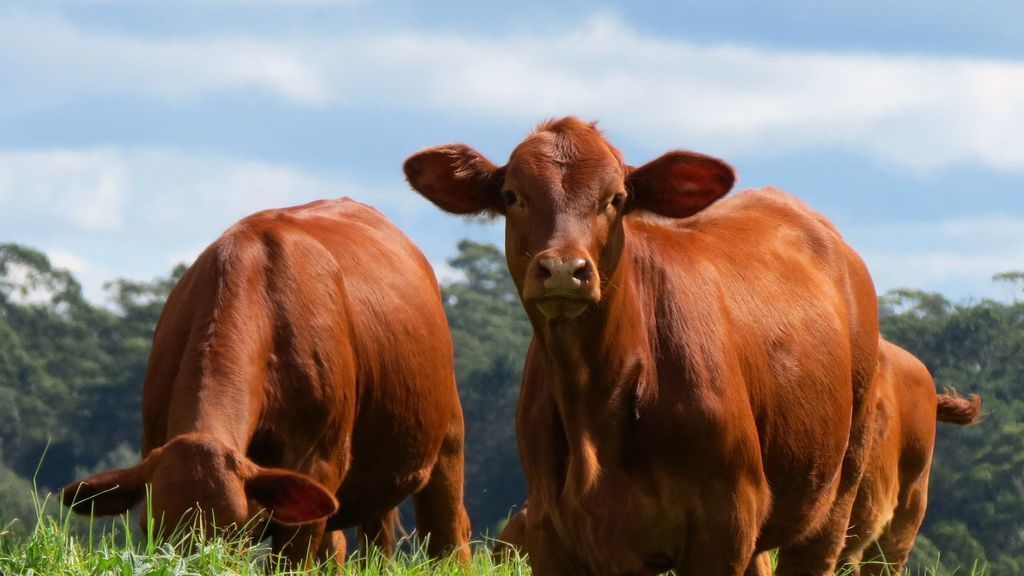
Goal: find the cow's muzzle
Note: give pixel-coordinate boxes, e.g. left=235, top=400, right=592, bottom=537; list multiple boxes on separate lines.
left=524, top=252, right=600, bottom=319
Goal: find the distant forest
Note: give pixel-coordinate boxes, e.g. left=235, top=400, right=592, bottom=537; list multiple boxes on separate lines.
left=0, top=241, right=1021, bottom=574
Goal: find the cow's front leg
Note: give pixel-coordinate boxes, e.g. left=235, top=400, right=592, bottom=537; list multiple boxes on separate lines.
left=321, top=529, right=347, bottom=566
left=745, top=552, right=774, bottom=575
left=270, top=521, right=326, bottom=569
left=678, top=478, right=767, bottom=576
left=526, top=512, right=586, bottom=576
left=357, top=508, right=399, bottom=558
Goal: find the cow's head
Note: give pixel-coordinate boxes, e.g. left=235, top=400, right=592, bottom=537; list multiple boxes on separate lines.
left=405, top=117, right=735, bottom=320
left=62, top=433, right=338, bottom=537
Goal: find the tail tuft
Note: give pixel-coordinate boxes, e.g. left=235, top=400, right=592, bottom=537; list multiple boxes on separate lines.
left=936, top=389, right=982, bottom=425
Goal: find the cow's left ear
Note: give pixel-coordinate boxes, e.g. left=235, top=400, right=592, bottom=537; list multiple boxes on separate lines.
left=244, top=468, right=339, bottom=525
left=62, top=462, right=152, bottom=516
left=404, top=145, right=504, bottom=215
left=627, top=151, right=735, bottom=218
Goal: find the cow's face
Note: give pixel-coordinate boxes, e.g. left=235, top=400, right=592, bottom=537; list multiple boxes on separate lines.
left=405, top=117, right=735, bottom=321
left=62, top=433, right=337, bottom=538
left=499, top=127, right=627, bottom=320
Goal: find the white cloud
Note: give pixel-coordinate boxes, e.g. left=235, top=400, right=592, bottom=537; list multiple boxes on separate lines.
left=44, top=249, right=119, bottom=307
left=0, top=13, right=328, bottom=109
left=218, top=0, right=369, bottom=4
left=856, top=216, right=1024, bottom=298
left=0, top=147, right=369, bottom=302
left=316, top=16, right=1024, bottom=173
left=1, top=262, right=61, bottom=306
left=46, top=249, right=88, bottom=273
left=0, top=149, right=128, bottom=232
left=431, top=259, right=467, bottom=286
left=54, top=0, right=368, bottom=4
left=5, top=13, right=1023, bottom=172
left=868, top=251, right=1024, bottom=289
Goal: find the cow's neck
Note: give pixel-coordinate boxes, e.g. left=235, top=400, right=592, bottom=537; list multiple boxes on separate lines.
left=533, top=247, right=653, bottom=500
left=164, top=336, right=262, bottom=454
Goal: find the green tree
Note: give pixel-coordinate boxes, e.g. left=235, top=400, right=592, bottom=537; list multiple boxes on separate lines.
left=0, top=452, right=36, bottom=535
left=993, top=271, right=1024, bottom=300
left=0, top=243, right=103, bottom=486
left=0, top=244, right=182, bottom=492
left=442, top=241, right=532, bottom=533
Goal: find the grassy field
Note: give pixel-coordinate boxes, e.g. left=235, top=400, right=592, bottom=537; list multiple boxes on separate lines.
left=0, top=489, right=528, bottom=576
left=0, top=492, right=987, bottom=575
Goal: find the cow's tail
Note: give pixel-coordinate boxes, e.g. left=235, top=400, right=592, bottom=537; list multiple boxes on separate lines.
left=936, top=389, right=982, bottom=425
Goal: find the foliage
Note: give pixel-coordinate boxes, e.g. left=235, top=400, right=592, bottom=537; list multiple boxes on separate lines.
left=0, top=243, right=180, bottom=492
left=0, top=456, right=35, bottom=533
left=442, top=241, right=533, bottom=533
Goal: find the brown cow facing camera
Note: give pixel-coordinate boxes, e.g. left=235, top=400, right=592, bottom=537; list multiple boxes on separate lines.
left=406, top=117, right=880, bottom=575
left=62, top=198, right=470, bottom=566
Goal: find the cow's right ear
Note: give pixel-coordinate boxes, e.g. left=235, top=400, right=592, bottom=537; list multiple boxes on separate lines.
left=244, top=468, right=339, bottom=525
left=627, top=151, right=735, bottom=218
left=403, top=145, right=503, bottom=215
left=62, top=463, right=150, bottom=516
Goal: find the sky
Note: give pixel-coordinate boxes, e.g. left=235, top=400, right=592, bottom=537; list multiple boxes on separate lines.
left=1, top=0, right=1023, bottom=305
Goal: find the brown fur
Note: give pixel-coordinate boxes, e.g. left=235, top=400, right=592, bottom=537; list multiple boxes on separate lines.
left=62, top=198, right=470, bottom=566
left=841, top=340, right=981, bottom=576
left=405, top=117, right=880, bottom=575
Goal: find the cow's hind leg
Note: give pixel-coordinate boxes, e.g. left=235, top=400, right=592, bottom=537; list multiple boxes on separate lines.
left=859, top=480, right=929, bottom=576
left=412, top=416, right=471, bottom=561
left=774, top=495, right=855, bottom=576
left=778, top=350, right=879, bottom=576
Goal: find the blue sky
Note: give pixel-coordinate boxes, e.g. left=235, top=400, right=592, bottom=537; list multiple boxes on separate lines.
left=1, top=0, right=1022, bottom=304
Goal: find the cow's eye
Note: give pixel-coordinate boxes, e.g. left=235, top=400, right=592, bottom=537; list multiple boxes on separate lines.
left=503, top=190, right=518, bottom=207
left=603, top=193, right=625, bottom=212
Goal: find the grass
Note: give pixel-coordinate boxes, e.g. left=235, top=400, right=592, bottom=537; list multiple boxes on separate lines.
left=0, top=490, right=987, bottom=575
left=0, top=488, right=529, bottom=575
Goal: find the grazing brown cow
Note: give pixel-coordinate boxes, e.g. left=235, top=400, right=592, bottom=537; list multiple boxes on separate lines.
left=62, top=198, right=471, bottom=565
left=840, top=339, right=981, bottom=576
left=405, top=117, right=880, bottom=575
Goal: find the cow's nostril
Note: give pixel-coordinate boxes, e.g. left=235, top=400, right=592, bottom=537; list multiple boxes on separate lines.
left=538, top=263, right=553, bottom=280
left=572, top=263, right=591, bottom=283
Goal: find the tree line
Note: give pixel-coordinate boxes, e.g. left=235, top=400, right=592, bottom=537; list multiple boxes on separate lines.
left=0, top=240, right=1021, bottom=573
